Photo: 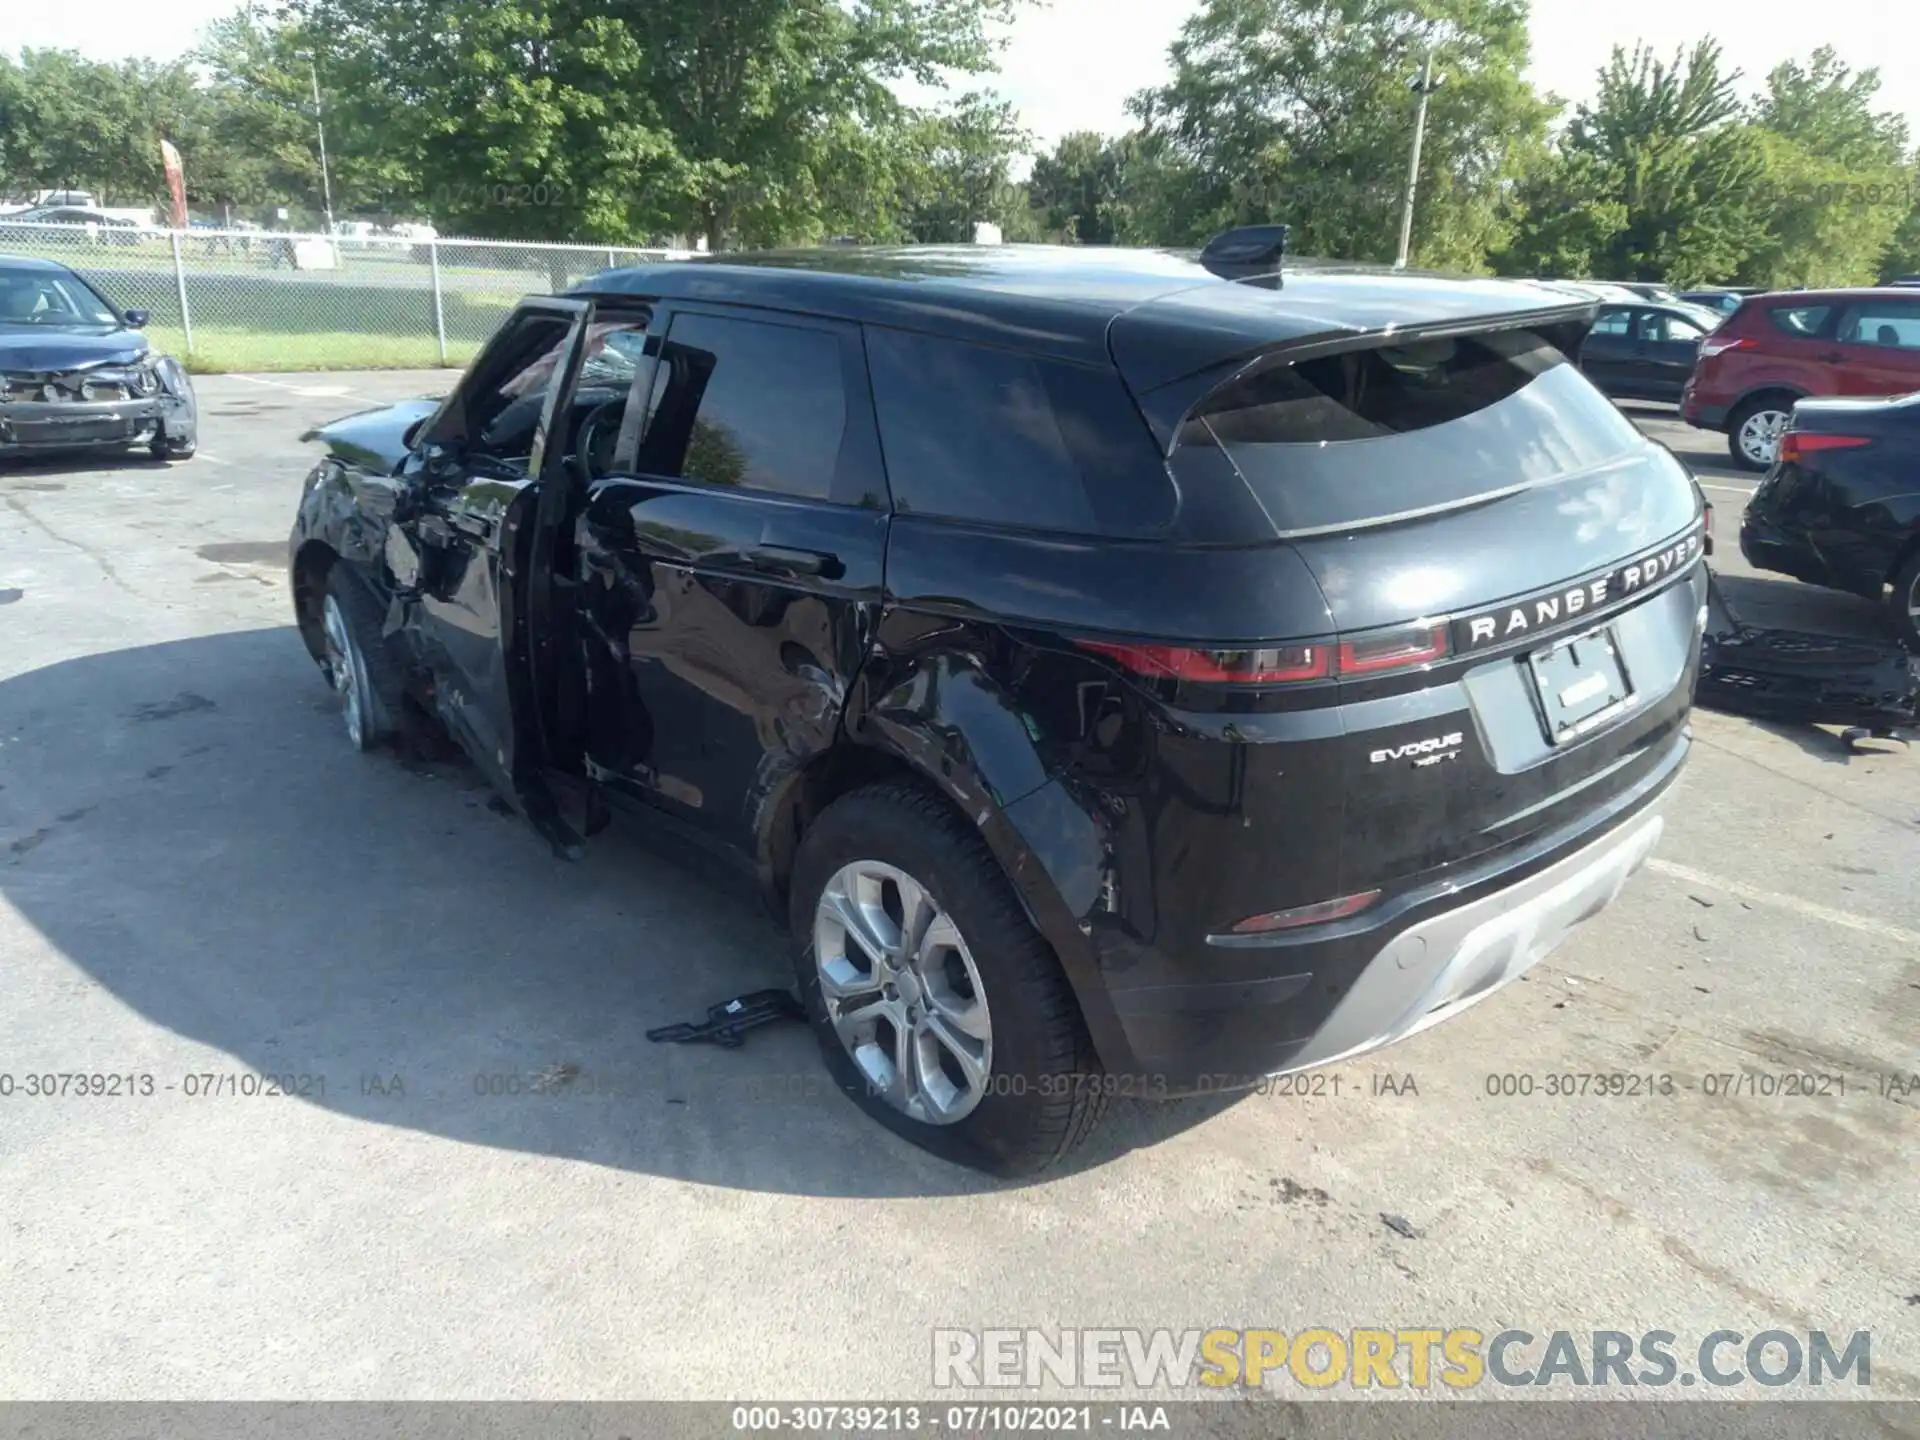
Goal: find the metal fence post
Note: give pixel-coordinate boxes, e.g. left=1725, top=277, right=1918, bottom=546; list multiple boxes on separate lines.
left=429, top=241, right=448, bottom=365
left=169, top=230, right=194, bottom=355
left=606, top=246, right=616, bottom=268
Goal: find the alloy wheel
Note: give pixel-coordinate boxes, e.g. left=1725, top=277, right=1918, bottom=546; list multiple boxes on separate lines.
left=812, top=860, right=993, bottom=1125
left=320, top=593, right=368, bottom=750
left=1738, top=408, right=1789, bottom=467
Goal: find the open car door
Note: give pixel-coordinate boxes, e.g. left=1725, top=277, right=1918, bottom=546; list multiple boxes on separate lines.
left=384, top=297, right=596, bottom=852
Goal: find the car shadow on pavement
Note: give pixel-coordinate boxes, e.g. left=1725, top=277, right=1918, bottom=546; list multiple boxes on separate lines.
left=0, top=450, right=186, bottom=483
left=0, top=627, right=1239, bottom=1198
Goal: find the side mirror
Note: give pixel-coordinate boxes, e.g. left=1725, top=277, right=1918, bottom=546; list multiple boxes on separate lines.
left=124, top=308, right=150, bottom=328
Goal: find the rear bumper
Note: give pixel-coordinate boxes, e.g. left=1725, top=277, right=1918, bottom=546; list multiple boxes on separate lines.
left=1738, top=514, right=1832, bottom=587
left=1279, top=793, right=1667, bottom=1072
left=0, top=394, right=191, bottom=453
left=1079, top=730, right=1687, bottom=1092
left=1682, top=397, right=1728, bottom=430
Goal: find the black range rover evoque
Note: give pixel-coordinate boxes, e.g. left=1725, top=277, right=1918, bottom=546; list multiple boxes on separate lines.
left=290, top=232, right=1706, bottom=1174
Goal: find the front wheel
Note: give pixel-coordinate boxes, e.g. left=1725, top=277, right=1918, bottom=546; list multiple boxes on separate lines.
left=318, top=569, right=404, bottom=751
left=788, top=782, right=1108, bottom=1175
left=1728, top=396, right=1793, bottom=471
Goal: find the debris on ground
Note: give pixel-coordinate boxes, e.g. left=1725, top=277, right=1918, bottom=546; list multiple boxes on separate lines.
left=1380, top=1213, right=1423, bottom=1240
left=1696, top=569, right=1920, bottom=741
left=647, top=989, right=806, bottom=1049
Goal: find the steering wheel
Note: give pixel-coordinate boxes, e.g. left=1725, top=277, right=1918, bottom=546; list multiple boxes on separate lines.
left=571, top=399, right=626, bottom=487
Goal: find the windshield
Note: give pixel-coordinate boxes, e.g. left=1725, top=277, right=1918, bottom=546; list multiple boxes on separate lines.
left=0, top=267, right=120, bottom=328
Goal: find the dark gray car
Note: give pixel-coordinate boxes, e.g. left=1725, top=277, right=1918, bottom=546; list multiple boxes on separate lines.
left=1578, top=301, right=1722, bottom=402
left=0, top=256, right=197, bottom=460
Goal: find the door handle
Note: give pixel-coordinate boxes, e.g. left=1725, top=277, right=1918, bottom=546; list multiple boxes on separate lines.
left=1817, top=350, right=1844, bottom=362
left=745, top=544, right=841, bottom=580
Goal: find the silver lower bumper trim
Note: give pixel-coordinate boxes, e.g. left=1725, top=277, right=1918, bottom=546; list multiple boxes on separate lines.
left=1279, top=798, right=1668, bottom=1073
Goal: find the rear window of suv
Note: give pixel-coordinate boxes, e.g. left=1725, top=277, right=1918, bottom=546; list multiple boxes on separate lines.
left=1172, top=330, right=1646, bottom=536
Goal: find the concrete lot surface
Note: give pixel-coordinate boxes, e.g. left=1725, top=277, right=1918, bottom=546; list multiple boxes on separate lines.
left=1, top=373, right=1916, bottom=1409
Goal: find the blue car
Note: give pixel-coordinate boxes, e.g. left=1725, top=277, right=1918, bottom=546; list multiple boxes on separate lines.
left=0, top=255, right=196, bottom=460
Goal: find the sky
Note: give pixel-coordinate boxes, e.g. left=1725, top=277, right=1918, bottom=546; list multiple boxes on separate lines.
left=10, top=0, right=1920, bottom=152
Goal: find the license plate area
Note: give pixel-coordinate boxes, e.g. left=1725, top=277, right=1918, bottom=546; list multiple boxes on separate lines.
left=1528, top=626, right=1634, bottom=745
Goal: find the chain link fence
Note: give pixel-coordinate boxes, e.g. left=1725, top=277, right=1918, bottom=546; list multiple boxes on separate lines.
left=0, top=219, right=693, bottom=372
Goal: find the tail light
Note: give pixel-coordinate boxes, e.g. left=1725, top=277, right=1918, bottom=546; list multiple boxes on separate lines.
left=1338, top=624, right=1448, bottom=675
left=1077, top=622, right=1448, bottom=687
left=1229, top=889, right=1382, bottom=935
left=1778, top=432, right=1870, bottom=465
left=1697, top=335, right=1756, bottom=359
left=1072, top=641, right=1330, bottom=683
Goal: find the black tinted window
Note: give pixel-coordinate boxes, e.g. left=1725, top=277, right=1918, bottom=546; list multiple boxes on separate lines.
left=639, top=312, right=846, bottom=499
left=1175, top=330, right=1645, bottom=535
left=1836, top=301, right=1920, bottom=350
left=0, top=266, right=118, bottom=326
left=1646, top=311, right=1709, bottom=342
left=1768, top=304, right=1831, bottom=338
left=468, top=313, right=574, bottom=457
left=470, top=316, right=649, bottom=462
left=866, top=328, right=1174, bottom=535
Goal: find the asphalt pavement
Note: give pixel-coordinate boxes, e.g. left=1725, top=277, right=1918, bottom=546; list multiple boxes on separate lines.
left=1, top=374, right=1916, bottom=1406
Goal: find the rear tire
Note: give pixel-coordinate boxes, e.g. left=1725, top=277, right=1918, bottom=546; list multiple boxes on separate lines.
left=319, top=568, right=405, bottom=751
left=1727, top=394, right=1794, bottom=471
left=788, top=782, right=1107, bottom=1176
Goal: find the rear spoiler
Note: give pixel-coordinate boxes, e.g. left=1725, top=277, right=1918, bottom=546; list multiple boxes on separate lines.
left=1110, top=285, right=1597, bottom=453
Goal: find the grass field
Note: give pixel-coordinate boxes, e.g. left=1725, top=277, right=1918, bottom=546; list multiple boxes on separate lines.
left=7, top=225, right=668, bottom=373
left=146, top=325, right=484, bottom=373
left=56, top=265, right=522, bottom=372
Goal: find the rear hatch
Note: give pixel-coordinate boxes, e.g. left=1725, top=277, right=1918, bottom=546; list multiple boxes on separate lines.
left=1116, top=290, right=1706, bottom=901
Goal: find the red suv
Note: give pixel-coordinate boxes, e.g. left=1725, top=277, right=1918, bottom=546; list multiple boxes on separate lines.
left=1681, top=288, right=1920, bottom=469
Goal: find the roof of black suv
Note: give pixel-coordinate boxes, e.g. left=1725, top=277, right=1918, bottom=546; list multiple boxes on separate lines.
left=575, top=245, right=1596, bottom=391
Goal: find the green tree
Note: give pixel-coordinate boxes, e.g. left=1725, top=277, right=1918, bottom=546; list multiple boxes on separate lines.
left=292, top=0, right=1026, bottom=247
left=1881, top=190, right=1920, bottom=282
left=2, top=50, right=135, bottom=201
left=1490, top=147, right=1627, bottom=277
left=189, top=10, right=399, bottom=221
left=1125, top=0, right=1553, bottom=268
left=1501, top=40, right=1769, bottom=286
left=1028, top=130, right=1131, bottom=243
left=1742, top=48, right=1912, bottom=288
left=895, top=92, right=1032, bottom=242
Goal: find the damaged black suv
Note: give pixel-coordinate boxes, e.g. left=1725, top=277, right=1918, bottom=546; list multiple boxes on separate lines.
left=290, top=236, right=1706, bottom=1174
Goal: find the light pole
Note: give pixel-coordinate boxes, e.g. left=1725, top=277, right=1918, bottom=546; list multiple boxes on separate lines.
left=1395, top=46, right=1445, bottom=269
left=302, top=54, right=336, bottom=236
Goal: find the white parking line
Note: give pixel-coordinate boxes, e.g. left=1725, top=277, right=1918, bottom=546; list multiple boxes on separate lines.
left=1647, top=857, right=1920, bottom=947
left=224, top=374, right=368, bottom=401
left=194, top=452, right=231, bottom=466
left=1699, top=482, right=1755, bottom=495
